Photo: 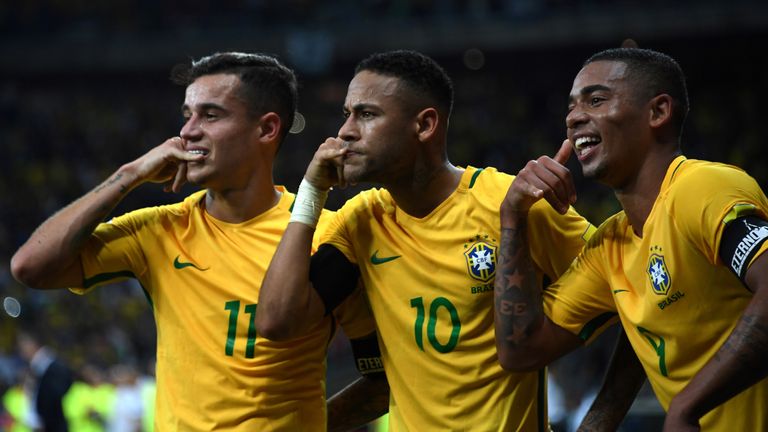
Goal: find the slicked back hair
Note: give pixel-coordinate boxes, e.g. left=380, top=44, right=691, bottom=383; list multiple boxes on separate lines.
left=355, top=50, right=454, bottom=121
left=171, top=52, right=298, bottom=143
left=585, top=48, right=689, bottom=140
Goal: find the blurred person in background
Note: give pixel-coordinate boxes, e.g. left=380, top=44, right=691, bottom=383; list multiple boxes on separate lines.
left=10, top=52, right=387, bottom=431
left=63, top=364, right=114, bottom=432
left=494, top=47, right=768, bottom=431
left=16, top=329, right=73, bottom=432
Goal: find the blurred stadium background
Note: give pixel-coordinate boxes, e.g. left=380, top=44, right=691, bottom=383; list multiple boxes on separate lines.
left=1, top=0, right=767, bottom=430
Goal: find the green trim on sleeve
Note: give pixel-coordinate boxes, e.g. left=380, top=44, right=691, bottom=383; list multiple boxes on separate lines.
left=468, top=168, right=484, bottom=189
left=577, top=312, right=617, bottom=341
left=82, top=270, right=136, bottom=289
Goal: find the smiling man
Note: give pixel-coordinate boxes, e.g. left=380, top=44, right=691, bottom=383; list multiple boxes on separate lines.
left=11, top=52, right=387, bottom=431
left=494, top=47, right=768, bottom=431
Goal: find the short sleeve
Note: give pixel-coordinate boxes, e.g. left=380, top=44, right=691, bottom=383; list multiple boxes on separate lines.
left=74, top=211, right=149, bottom=294
left=669, top=162, right=768, bottom=265
left=333, top=283, right=377, bottom=340
left=527, top=199, right=595, bottom=281
left=543, top=232, right=618, bottom=344
left=318, top=197, right=361, bottom=265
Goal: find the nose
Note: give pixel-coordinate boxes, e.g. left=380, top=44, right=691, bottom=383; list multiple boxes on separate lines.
left=566, top=104, right=588, bottom=130
left=180, top=115, right=202, bottom=142
left=337, top=115, right=359, bottom=142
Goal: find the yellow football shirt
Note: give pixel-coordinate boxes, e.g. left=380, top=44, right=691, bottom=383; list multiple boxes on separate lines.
left=545, top=156, right=768, bottom=431
left=74, top=187, right=376, bottom=431
left=322, top=166, right=595, bottom=431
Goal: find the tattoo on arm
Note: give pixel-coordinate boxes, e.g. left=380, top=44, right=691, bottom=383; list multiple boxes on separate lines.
left=93, top=173, right=127, bottom=194
left=716, top=313, right=768, bottom=370
left=494, top=220, right=544, bottom=347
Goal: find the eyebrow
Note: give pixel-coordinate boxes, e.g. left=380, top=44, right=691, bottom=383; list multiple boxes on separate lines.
left=181, top=102, right=227, bottom=114
left=569, top=84, right=611, bottom=103
left=345, top=103, right=379, bottom=113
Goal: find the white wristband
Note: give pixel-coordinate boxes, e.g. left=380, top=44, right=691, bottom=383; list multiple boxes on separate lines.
left=290, top=178, right=328, bottom=228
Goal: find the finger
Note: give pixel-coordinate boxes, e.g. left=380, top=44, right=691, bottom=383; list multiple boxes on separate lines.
left=169, top=148, right=206, bottom=162
left=553, top=139, right=572, bottom=165
left=525, top=173, right=569, bottom=214
left=528, top=160, right=571, bottom=212
left=171, top=162, right=187, bottom=193
left=538, top=159, right=577, bottom=206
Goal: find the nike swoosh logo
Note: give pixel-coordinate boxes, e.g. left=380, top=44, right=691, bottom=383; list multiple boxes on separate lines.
left=613, top=289, right=629, bottom=294
left=370, top=250, right=401, bottom=265
left=173, top=255, right=209, bottom=271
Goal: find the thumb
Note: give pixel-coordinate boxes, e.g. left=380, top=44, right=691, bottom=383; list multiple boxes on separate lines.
left=170, top=148, right=205, bottom=162
left=553, top=139, right=572, bottom=165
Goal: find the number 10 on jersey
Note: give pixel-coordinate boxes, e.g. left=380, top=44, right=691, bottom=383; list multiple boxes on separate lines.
left=410, top=296, right=462, bottom=353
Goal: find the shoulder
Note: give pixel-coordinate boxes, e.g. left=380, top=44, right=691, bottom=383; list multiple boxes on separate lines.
left=466, top=166, right=514, bottom=191
left=670, top=158, right=758, bottom=196
left=337, top=187, right=394, bottom=216
left=108, top=191, right=201, bottom=229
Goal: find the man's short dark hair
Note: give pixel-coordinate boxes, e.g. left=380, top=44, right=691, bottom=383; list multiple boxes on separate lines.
left=171, top=52, right=298, bottom=141
left=355, top=50, right=454, bottom=119
left=585, top=48, right=689, bottom=139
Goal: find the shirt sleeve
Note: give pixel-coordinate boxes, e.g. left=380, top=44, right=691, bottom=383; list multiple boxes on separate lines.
left=669, top=162, right=768, bottom=265
left=333, top=283, right=377, bottom=340
left=73, top=210, right=150, bottom=294
left=527, top=199, right=595, bottom=281
left=543, top=228, right=618, bottom=344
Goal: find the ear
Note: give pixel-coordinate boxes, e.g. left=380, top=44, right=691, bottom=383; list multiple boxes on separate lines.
left=415, top=107, right=439, bottom=142
left=648, top=94, right=673, bottom=129
left=257, top=112, right=282, bottom=143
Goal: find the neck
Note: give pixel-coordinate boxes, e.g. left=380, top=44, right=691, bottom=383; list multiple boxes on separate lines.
left=614, top=149, right=681, bottom=237
left=204, top=176, right=281, bottom=223
left=386, top=161, right=463, bottom=218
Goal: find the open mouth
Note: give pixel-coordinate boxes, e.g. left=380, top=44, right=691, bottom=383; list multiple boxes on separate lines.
left=187, top=149, right=210, bottom=162
left=573, top=136, right=601, bottom=159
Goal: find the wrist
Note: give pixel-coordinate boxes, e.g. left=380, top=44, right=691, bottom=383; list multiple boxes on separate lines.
left=115, top=163, right=144, bottom=192
left=500, top=203, right=529, bottom=229
left=290, top=178, right=329, bottom=228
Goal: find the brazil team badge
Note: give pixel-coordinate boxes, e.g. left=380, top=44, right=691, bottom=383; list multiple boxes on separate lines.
left=647, top=253, right=671, bottom=295
left=464, top=239, right=497, bottom=283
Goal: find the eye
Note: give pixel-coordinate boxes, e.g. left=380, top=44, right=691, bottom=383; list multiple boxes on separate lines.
left=360, top=111, right=375, bottom=119
left=204, top=111, right=219, bottom=121
left=589, top=96, right=604, bottom=106
left=342, top=111, right=350, bottom=119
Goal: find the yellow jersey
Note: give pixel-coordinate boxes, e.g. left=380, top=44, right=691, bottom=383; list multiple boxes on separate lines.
left=322, top=166, right=594, bottom=431
left=75, top=188, right=376, bottom=431
left=545, top=156, right=768, bottom=431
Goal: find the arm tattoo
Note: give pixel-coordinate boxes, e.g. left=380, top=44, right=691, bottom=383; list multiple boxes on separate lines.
left=93, top=173, right=127, bottom=194
left=494, top=220, right=544, bottom=348
left=716, top=313, right=768, bottom=371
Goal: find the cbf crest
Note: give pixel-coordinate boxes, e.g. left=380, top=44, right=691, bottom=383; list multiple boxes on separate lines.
left=464, top=236, right=497, bottom=283
left=647, top=248, right=671, bottom=296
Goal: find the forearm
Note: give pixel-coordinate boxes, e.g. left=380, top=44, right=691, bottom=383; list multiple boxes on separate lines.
left=578, top=330, right=646, bottom=431
left=667, top=287, right=768, bottom=424
left=11, top=164, right=141, bottom=288
left=327, top=374, right=389, bottom=432
left=257, top=222, right=324, bottom=339
left=494, top=207, right=547, bottom=370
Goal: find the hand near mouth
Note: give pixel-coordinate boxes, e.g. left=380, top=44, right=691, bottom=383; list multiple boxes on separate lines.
left=123, top=136, right=206, bottom=194
left=304, top=137, right=350, bottom=191
left=502, top=139, right=577, bottom=218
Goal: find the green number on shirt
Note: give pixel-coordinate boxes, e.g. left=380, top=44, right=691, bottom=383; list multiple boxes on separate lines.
left=410, top=296, right=461, bottom=353
left=637, top=326, right=668, bottom=377
left=224, top=300, right=258, bottom=358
